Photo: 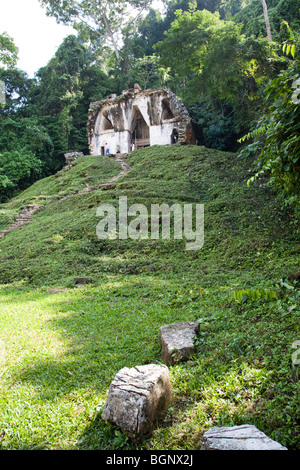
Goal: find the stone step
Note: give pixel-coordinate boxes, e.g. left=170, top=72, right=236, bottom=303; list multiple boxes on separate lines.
left=160, top=321, right=200, bottom=366
left=201, top=425, right=287, bottom=450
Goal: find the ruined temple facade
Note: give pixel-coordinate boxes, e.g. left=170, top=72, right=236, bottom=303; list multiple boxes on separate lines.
left=87, top=84, right=195, bottom=155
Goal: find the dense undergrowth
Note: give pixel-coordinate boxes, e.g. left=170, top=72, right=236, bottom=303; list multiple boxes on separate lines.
left=0, top=145, right=299, bottom=450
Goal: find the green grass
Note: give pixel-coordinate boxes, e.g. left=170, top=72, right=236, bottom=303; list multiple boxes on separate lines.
left=0, top=145, right=299, bottom=450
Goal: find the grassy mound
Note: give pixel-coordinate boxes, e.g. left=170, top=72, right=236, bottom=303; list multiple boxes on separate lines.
left=0, top=145, right=299, bottom=450
left=0, top=155, right=121, bottom=231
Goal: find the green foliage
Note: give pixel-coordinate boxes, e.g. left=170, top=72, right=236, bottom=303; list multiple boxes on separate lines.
left=233, top=288, right=279, bottom=303
left=0, top=149, right=42, bottom=200
left=0, top=113, right=54, bottom=187
left=114, top=54, right=164, bottom=91
left=1, top=0, right=299, bottom=205
left=119, top=0, right=252, bottom=66
left=156, top=7, right=282, bottom=146
left=123, top=8, right=166, bottom=57
left=223, top=0, right=252, bottom=18
left=0, top=35, right=115, bottom=201
left=0, top=102, right=53, bottom=201
left=0, top=0, right=299, bottom=448
left=157, top=9, right=226, bottom=81
left=0, top=68, right=34, bottom=115
left=39, top=0, right=152, bottom=58
left=189, top=100, right=237, bottom=150
left=17, top=155, right=121, bottom=202
left=27, top=36, right=114, bottom=169
left=239, top=52, right=300, bottom=205
left=0, top=32, right=18, bottom=69
left=157, top=8, right=279, bottom=102
left=234, top=0, right=300, bottom=42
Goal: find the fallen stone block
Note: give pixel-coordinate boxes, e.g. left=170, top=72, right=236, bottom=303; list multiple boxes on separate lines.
left=73, top=276, right=93, bottom=284
left=64, top=151, right=84, bottom=165
left=201, top=425, right=287, bottom=450
left=160, top=321, right=200, bottom=366
left=101, top=364, right=172, bottom=437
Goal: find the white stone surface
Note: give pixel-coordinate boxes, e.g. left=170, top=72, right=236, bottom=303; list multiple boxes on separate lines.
left=150, top=123, right=176, bottom=146
left=201, top=425, right=288, bottom=450
left=94, top=130, right=130, bottom=155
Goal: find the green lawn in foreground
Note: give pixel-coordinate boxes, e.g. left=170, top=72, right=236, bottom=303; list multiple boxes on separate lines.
left=0, top=145, right=299, bottom=450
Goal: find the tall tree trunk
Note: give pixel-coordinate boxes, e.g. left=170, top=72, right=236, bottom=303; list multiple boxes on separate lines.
left=260, top=0, right=272, bottom=42
left=89, top=0, right=120, bottom=58
left=102, top=12, right=120, bottom=59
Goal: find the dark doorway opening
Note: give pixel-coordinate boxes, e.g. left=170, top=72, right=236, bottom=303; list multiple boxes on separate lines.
left=102, top=111, right=113, bottom=130
left=162, top=100, right=174, bottom=121
left=171, top=128, right=178, bottom=144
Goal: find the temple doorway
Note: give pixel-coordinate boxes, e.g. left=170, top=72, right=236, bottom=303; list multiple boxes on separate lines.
left=130, top=108, right=150, bottom=149
left=171, top=128, right=178, bottom=144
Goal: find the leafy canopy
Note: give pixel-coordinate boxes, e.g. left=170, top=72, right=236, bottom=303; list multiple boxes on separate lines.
left=157, top=8, right=277, bottom=100
left=155, top=6, right=279, bottom=143
left=239, top=54, right=300, bottom=206
left=0, top=32, right=18, bottom=69
left=0, top=149, right=42, bottom=200
left=39, top=0, right=151, bottom=58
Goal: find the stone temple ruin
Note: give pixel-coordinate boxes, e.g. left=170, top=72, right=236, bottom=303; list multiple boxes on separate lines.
left=87, top=84, right=196, bottom=155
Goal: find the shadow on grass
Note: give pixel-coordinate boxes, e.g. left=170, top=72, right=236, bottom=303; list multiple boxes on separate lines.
left=1, top=272, right=298, bottom=450
left=7, top=275, right=183, bottom=394
left=0, top=276, right=184, bottom=448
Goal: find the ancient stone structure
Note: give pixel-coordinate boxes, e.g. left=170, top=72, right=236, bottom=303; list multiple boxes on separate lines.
left=87, top=84, right=195, bottom=155
left=201, top=425, right=288, bottom=450
left=101, top=364, right=172, bottom=437
left=160, top=321, right=200, bottom=366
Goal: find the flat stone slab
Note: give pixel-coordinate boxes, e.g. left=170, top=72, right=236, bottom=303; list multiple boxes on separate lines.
left=160, top=321, right=200, bottom=366
left=101, top=364, right=172, bottom=437
left=201, top=425, right=287, bottom=450
left=73, top=276, right=93, bottom=284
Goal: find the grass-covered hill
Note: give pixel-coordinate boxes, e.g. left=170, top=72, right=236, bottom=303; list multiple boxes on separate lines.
left=0, top=146, right=299, bottom=450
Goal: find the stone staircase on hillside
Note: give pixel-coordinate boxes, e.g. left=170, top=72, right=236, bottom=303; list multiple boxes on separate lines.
left=0, top=153, right=131, bottom=239
left=78, top=153, right=130, bottom=193
left=0, top=204, right=43, bottom=239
